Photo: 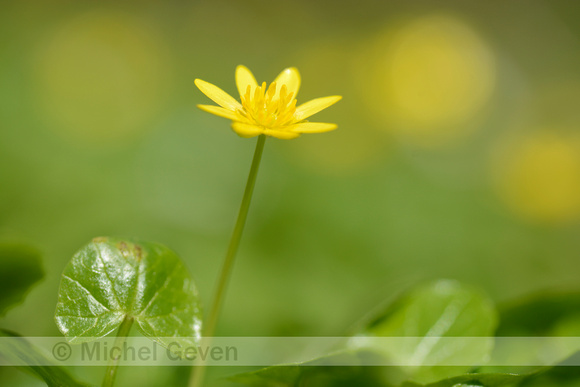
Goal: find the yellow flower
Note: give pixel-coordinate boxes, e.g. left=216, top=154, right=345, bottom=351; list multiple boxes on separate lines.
left=195, top=65, right=342, bottom=140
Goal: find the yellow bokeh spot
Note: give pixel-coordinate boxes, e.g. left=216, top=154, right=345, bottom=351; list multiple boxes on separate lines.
left=360, top=15, right=496, bottom=146
left=34, top=11, right=171, bottom=143
left=492, top=132, right=580, bottom=224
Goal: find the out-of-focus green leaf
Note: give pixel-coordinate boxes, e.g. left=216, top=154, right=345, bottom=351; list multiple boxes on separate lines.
left=491, top=292, right=580, bottom=377
left=406, top=363, right=580, bottom=387
left=0, top=244, right=43, bottom=316
left=401, top=372, right=529, bottom=387
left=230, top=280, right=498, bottom=386
left=352, top=280, right=498, bottom=384
left=497, top=292, right=580, bottom=336
left=519, top=362, right=580, bottom=387
left=0, top=329, right=91, bottom=387
left=229, top=351, right=388, bottom=387
left=55, top=237, right=202, bottom=350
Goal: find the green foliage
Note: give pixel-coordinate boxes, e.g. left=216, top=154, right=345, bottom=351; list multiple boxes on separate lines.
left=230, top=280, right=499, bottom=387
left=519, top=364, right=580, bottom=387
left=0, top=329, right=91, bottom=387
left=0, top=245, right=85, bottom=386
left=497, top=292, right=580, bottom=336
left=54, top=237, right=202, bottom=350
left=0, top=243, right=43, bottom=316
left=401, top=372, right=529, bottom=387
left=228, top=280, right=580, bottom=387
left=354, top=280, right=497, bottom=384
left=229, top=351, right=387, bottom=387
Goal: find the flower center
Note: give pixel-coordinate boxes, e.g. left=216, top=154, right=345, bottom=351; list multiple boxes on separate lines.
left=239, top=81, right=297, bottom=129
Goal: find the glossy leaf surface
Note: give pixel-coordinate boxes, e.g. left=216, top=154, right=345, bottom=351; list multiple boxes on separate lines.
left=55, top=237, right=202, bottom=349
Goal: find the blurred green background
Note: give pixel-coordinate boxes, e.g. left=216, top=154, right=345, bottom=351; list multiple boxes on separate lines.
left=2, top=0, right=580, bottom=385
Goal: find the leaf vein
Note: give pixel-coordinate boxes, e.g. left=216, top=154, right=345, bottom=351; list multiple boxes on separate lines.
left=62, top=274, right=111, bottom=313
left=136, top=262, right=181, bottom=317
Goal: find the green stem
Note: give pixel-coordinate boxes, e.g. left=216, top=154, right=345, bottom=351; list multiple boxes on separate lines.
left=101, top=315, right=134, bottom=387
left=190, top=135, right=267, bottom=387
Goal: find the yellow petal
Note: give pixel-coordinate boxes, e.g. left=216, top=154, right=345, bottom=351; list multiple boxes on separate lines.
left=294, top=96, right=342, bottom=121
left=289, top=122, right=337, bottom=133
left=231, top=122, right=263, bottom=138
left=195, top=79, right=242, bottom=111
left=235, top=65, right=258, bottom=98
left=264, top=129, right=301, bottom=140
left=197, top=104, right=241, bottom=121
left=273, top=67, right=301, bottom=99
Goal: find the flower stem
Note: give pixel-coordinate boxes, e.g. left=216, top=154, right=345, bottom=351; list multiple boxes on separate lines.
left=190, top=134, right=267, bottom=387
left=101, top=315, right=134, bottom=387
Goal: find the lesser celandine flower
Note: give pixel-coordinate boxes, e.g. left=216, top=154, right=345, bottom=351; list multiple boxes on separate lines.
left=190, top=65, right=341, bottom=387
left=195, top=65, right=342, bottom=139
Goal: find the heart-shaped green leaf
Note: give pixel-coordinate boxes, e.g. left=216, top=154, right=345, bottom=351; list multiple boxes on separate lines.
left=0, top=243, right=43, bottom=317
left=351, top=280, right=498, bottom=384
left=55, top=237, right=202, bottom=350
